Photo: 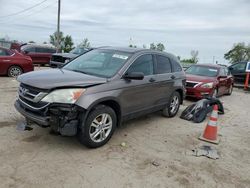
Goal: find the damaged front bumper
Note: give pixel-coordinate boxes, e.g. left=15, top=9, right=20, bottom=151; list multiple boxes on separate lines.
left=14, top=99, right=83, bottom=136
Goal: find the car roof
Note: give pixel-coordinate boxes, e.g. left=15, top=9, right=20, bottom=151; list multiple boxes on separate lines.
left=192, top=63, right=225, bottom=69
left=96, top=46, right=178, bottom=59
left=97, top=46, right=148, bottom=53
left=22, top=43, right=56, bottom=49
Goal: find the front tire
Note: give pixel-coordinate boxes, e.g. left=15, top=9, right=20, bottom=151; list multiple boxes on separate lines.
left=162, top=91, right=181, bottom=118
left=226, top=84, right=233, bottom=95
left=8, top=66, right=23, bottom=77
left=78, top=105, right=117, bottom=148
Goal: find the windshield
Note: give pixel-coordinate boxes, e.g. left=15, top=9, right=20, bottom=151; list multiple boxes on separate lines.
left=63, top=49, right=132, bottom=78
left=70, top=47, right=88, bottom=54
left=186, top=65, right=218, bottom=77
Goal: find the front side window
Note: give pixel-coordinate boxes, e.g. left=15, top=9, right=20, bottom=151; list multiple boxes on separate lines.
left=23, top=46, right=35, bottom=53
left=219, top=68, right=227, bottom=76
left=231, top=62, right=246, bottom=71
left=156, top=55, right=172, bottom=74
left=64, top=49, right=131, bottom=78
left=127, top=54, right=154, bottom=76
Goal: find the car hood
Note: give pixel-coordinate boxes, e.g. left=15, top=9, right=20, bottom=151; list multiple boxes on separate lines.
left=186, top=74, right=216, bottom=83
left=52, top=53, right=77, bottom=59
left=17, top=69, right=107, bottom=90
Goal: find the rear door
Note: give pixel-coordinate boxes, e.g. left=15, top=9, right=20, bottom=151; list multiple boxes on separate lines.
left=0, top=49, right=11, bottom=74
left=154, top=55, right=175, bottom=105
left=119, top=54, right=159, bottom=117
left=217, top=68, right=228, bottom=95
left=35, top=47, right=53, bottom=64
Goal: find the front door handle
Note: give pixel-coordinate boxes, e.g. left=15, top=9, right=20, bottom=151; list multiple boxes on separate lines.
left=149, top=78, right=156, bottom=82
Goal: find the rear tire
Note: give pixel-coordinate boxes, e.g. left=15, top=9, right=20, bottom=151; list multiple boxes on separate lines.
left=162, top=91, right=181, bottom=118
left=8, top=66, right=23, bottom=77
left=211, top=88, right=218, bottom=98
left=78, top=105, right=117, bottom=148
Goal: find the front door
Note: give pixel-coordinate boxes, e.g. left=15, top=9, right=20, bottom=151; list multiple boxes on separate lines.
left=230, top=62, right=246, bottom=83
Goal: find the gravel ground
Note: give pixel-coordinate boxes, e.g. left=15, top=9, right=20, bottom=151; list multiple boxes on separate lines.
left=0, top=68, right=250, bottom=188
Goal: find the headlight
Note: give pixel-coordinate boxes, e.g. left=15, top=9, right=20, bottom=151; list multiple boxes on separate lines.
left=41, top=88, right=85, bottom=104
left=200, top=82, right=214, bottom=88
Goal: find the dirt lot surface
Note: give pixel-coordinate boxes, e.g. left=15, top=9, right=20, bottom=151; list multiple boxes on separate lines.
left=0, top=67, right=250, bottom=188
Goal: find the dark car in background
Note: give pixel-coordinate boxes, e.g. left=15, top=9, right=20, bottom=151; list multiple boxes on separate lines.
left=50, top=47, right=91, bottom=68
left=15, top=47, right=185, bottom=148
left=229, top=61, right=249, bottom=83
left=0, top=47, right=33, bottom=77
left=185, top=64, right=233, bottom=98
left=21, top=44, right=56, bottom=65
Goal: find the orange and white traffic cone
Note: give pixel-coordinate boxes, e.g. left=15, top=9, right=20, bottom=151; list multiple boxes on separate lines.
left=199, top=104, right=220, bottom=144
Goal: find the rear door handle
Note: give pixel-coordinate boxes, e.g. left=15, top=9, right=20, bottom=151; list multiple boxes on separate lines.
left=171, top=75, right=176, bottom=79
left=149, top=78, right=156, bottom=82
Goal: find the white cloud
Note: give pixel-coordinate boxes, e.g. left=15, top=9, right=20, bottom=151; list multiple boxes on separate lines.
left=0, top=0, right=249, bottom=62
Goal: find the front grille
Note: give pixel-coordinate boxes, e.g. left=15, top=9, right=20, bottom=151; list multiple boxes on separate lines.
left=186, top=81, right=199, bottom=88
left=18, top=84, right=49, bottom=110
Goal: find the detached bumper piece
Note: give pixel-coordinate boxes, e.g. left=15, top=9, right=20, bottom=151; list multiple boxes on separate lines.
left=15, top=100, right=81, bottom=136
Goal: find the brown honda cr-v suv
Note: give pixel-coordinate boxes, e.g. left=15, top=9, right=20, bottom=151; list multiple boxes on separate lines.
left=15, top=47, right=186, bottom=148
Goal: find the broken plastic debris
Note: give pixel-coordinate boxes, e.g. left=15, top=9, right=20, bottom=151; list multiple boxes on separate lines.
left=151, top=161, right=160, bottom=166
left=120, top=142, right=126, bottom=147
left=16, top=121, right=33, bottom=131
left=192, top=145, right=219, bottom=160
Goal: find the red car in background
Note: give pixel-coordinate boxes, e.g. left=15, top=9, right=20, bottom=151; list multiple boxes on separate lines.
left=0, top=47, right=33, bottom=77
left=21, top=44, right=56, bottom=65
left=185, top=64, right=234, bottom=99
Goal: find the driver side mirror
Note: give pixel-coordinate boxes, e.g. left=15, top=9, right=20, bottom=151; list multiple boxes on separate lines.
left=229, top=67, right=233, bottom=71
left=23, top=50, right=29, bottom=54
left=123, top=72, right=144, bottom=80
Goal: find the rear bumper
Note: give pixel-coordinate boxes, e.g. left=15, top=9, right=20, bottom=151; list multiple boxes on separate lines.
left=14, top=100, right=49, bottom=126
left=186, top=87, right=214, bottom=98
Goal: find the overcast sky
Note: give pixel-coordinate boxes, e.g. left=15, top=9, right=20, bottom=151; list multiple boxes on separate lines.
left=0, top=0, right=249, bottom=63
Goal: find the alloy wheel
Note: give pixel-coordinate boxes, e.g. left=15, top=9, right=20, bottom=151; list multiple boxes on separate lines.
left=89, top=113, right=113, bottom=143
left=170, top=96, right=179, bottom=114
left=9, top=66, right=22, bottom=77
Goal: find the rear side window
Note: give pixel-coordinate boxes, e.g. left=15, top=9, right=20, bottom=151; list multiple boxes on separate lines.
left=35, top=47, right=56, bottom=53
left=172, top=59, right=182, bottom=72
left=127, top=54, right=154, bottom=76
left=156, top=55, right=172, bottom=74
left=48, top=48, right=56, bottom=53
left=0, top=49, right=8, bottom=56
